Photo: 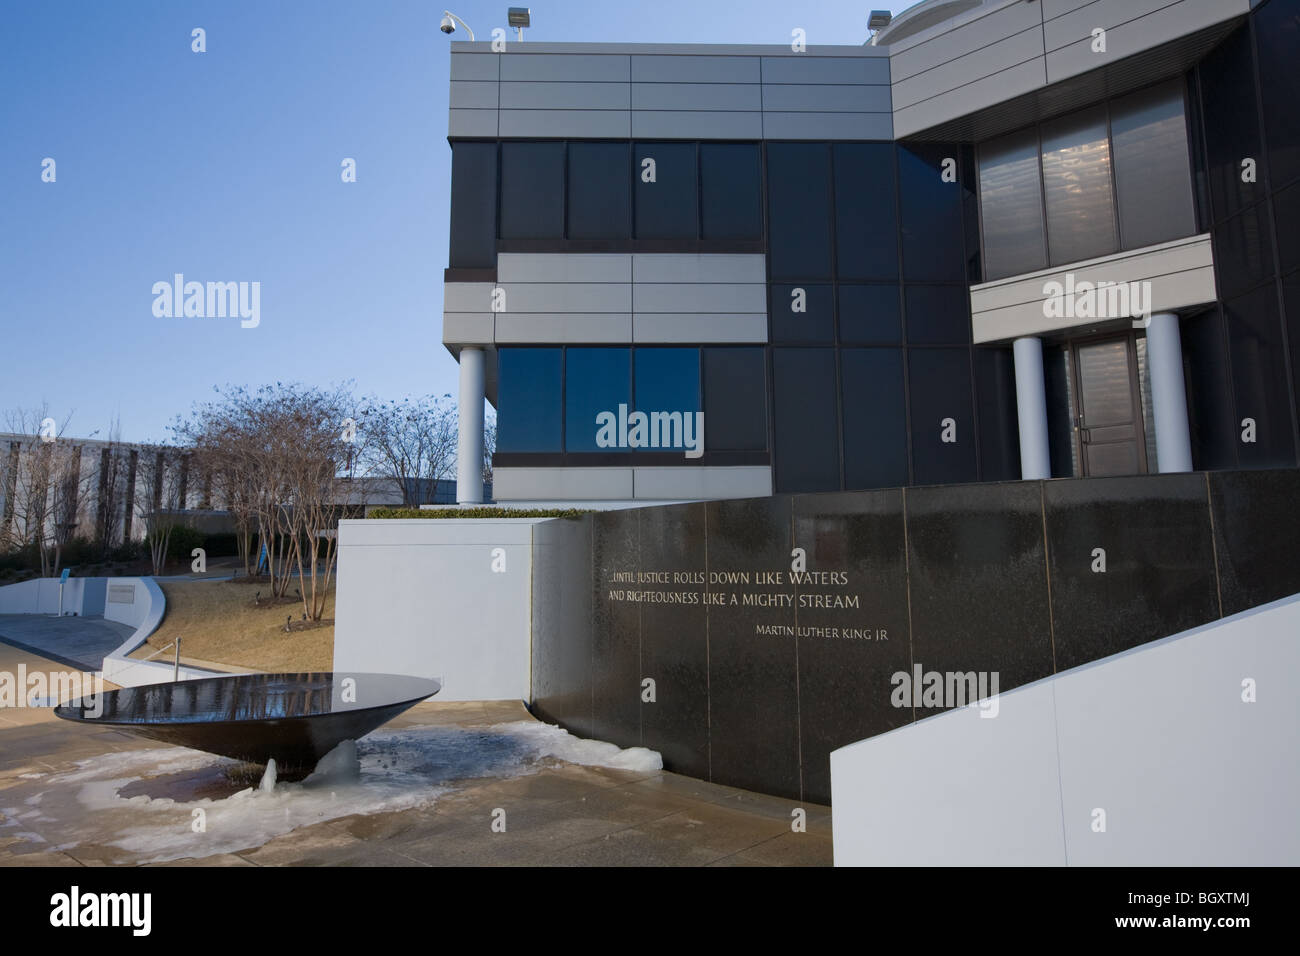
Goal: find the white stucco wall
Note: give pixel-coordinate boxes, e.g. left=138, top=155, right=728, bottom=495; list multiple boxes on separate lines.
left=831, top=592, right=1300, bottom=866
left=332, top=518, right=554, bottom=702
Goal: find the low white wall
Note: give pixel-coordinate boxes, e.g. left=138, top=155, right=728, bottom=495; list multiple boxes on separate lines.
left=98, top=578, right=188, bottom=687
left=830, top=593, right=1300, bottom=866
left=0, top=577, right=106, bottom=616
left=333, top=518, right=551, bottom=701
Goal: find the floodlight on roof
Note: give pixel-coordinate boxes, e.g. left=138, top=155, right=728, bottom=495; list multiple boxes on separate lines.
left=868, top=10, right=893, bottom=31
left=508, top=7, right=531, bottom=40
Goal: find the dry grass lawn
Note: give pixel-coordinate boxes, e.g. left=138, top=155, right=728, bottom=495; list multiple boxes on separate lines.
left=131, top=580, right=334, bottom=672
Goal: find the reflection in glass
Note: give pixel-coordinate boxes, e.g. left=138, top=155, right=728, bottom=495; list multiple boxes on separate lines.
left=1110, top=81, right=1196, bottom=250
left=1041, top=106, right=1117, bottom=265
left=978, top=128, right=1047, bottom=280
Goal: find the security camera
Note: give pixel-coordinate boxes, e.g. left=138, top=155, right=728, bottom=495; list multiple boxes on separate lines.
left=440, top=14, right=456, bottom=34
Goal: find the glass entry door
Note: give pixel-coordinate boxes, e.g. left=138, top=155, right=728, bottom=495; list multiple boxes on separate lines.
left=1070, top=334, right=1148, bottom=477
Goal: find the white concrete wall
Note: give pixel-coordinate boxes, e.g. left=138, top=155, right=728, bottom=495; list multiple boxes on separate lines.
left=0, top=576, right=107, bottom=616
left=333, top=518, right=554, bottom=701
left=831, top=592, right=1300, bottom=866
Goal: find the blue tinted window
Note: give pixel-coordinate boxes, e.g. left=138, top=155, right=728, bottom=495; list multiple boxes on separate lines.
left=841, top=349, right=907, bottom=489
left=703, top=348, right=767, bottom=451
left=565, top=348, right=630, bottom=452
left=834, top=144, right=898, bottom=280
left=497, top=349, right=562, bottom=452
left=568, top=142, right=630, bottom=239
left=768, top=143, right=832, bottom=280
left=898, top=145, right=965, bottom=281
left=1199, top=26, right=1263, bottom=222
left=635, top=142, right=697, bottom=239
left=905, top=285, right=970, bottom=345
left=500, top=143, right=565, bottom=239
left=634, top=349, right=701, bottom=452
left=974, top=347, right=1021, bottom=481
left=1257, top=0, right=1300, bottom=188
left=1225, top=285, right=1295, bottom=468
left=838, top=285, right=901, bottom=345
left=449, top=142, right=498, bottom=269
left=771, top=284, right=833, bottom=344
left=908, top=349, right=977, bottom=485
left=701, top=143, right=762, bottom=239
left=773, top=348, right=839, bottom=492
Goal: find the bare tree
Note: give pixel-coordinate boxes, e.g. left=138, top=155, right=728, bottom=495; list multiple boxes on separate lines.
left=482, top=412, right=496, bottom=488
left=359, top=394, right=457, bottom=506
left=134, top=444, right=185, bottom=576
left=95, top=416, right=130, bottom=557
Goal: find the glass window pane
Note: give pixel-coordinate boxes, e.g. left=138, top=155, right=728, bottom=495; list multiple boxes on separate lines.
left=634, top=142, right=697, bottom=239
left=1225, top=285, right=1295, bottom=468
left=1041, top=106, right=1118, bottom=265
left=834, top=143, right=898, bottom=280
left=1198, top=26, right=1263, bottom=222
left=1275, top=179, right=1300, bottom=275
left=1180, top=308, right=1236, bottom=470
left=841, top=348, right=907, bottom=489
left=773, top=349, right=839, bottom=492
left=905, top=285, right=970, bottom=345
left=908, top=349, right=977, bottom=485
left=565, top=348, right=630, bottom=452
left=568, top=142, right=630, bottom=239
left=500, top=142, right=565, bottom=239
left=1214, top=203, right=1275, bottom=300
left=978, top=128, right=1047, bottom=280
left=701, top=143, right=761, bottom=239
left=767, top=143, right=832, bottom=280
left=497, top=348, right=561, bottom=452
left=771, top=283, right=833, bottom=344
left=898, top=144, right=966, bottom=281
left=1257, top=0, right=1300, bottom=188
left=974, top=347, right=1021, bottom=481
left=634, top=349, right=700, bottom=453
left=838, top=284, right=901, bottom=345
left=1111, top=81, right=1197, bottom=250
left=703, top=348, right=767, bottom=451
left=449, top=142, right=497, bottom=268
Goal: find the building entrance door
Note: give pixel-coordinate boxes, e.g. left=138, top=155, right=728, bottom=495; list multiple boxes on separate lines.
left=1070, top=334, right=1148, bottom=477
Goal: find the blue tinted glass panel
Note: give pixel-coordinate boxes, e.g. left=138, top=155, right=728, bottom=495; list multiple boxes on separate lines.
left=703, top=348, right=767, bottom=451
left=771, top=284, right=833, bottom=344
left=1180, top=308, right=1237, bottom=470
left=898, top=144, right=966, bottom=280
left=773, top=348, right=839, bottom=492
left=908, top=349, right=977, bottom=485
left=1214, top=203, right=1275, bottom=299
left=905, top=285, right=970, bottom=345
left=566, top=348, right=631, bottom=452
left=841, top=349, right=907, bottom=489
left=834, top=143, right=898, bottom=280
left=634, top=142, right=697, bottom=239
left=1257, top=0, right=1300, bottom=188
left=701, top=143, right=762, bottom=239
left=839, top=284, right=902, bottom=344
left=1225, top=285, right=1295, bottom=468
left=568, top=142, right=630, bottom=239
left=1198, top=26, right=1263, bottom=222
left=768, top=143, right=832, bottom=280
left=497, top=348, right=562, bottom=452
left=500, top=142, right=565, bottom=239
left=449, top=142, right=498, bottom=268
left=974, top=347, right=1021, bottom=481
left=634, top=349, right=701, bottom=453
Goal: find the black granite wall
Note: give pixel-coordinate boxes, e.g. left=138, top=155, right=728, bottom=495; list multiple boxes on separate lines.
left=529, top=469, right=1300, bottom=805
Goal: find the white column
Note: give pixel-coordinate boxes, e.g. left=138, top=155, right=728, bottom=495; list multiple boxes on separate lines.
left=456, top=346, right=486, bottom=505
left=1013, top=336, right=1052, bottom=480
left=1145, top=312, right=1193, bottom=473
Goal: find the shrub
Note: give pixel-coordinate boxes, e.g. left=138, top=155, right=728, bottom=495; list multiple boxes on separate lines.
left=166, top=526, right=206, bottom=560
left=367, top=507, right=588, bottom=520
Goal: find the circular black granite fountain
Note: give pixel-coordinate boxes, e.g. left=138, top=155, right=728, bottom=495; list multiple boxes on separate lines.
left=55, top=672, right=440, bottom=771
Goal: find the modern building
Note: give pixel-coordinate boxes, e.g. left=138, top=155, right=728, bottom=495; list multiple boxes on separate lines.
left=442, top=0, right=1300, bottom=507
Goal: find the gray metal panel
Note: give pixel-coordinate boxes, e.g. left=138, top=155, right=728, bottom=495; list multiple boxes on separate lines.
left=631, top=253, right=766, bottom=284
left=761, top=83, right=892, bottom=113
left=889, top=1, right=1045, bottom=81
left=493, top=467, right=634, bottom=501
left=450, top=52, right=500, bottom=82
left=892, top=28, right=1047, bottom=110
left=498, top=109, right=632, bottom=138
left=495, top=313, right=633, bottom=343
left=760, top=56, right=890, bottom=85
left=892, top=58, right=1048, bottom=140
left=632, top=466, right=772, bottom=500
left=499, top=81, right=631, bottom=110
left=498, top=253, right=632, bottom=283
left=443, top=282, right=498, bottom=313
left=630, top=83, right=762, bottom=111
left=500, top=282, right=632, bottom=313
left=1041, top=0, right=1102, bottom=16
left=499, top=53, right=631, bottom=82
left=762, top=111, right=893, bottom=140
left=631, top=111, right=763, bottom=139
left=633, top=283, right=766, bottom=313
left=631, top=313, right=769, bottom=343
left=448, top=108, right=498, bottom=137
left=631, top=55, right=762, bottom=83
left=1046, top=0, right=1251, bottom=84
left=441, top=312, right=494, bottom=346
left=449, top=81, right=500, bottom=110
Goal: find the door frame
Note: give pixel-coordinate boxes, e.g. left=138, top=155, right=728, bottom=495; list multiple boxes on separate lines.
left=1067, top=330, right=1149, bottom=477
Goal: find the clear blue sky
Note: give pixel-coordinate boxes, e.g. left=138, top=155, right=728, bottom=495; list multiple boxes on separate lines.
left=0, top=0, right=911, bottom=445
